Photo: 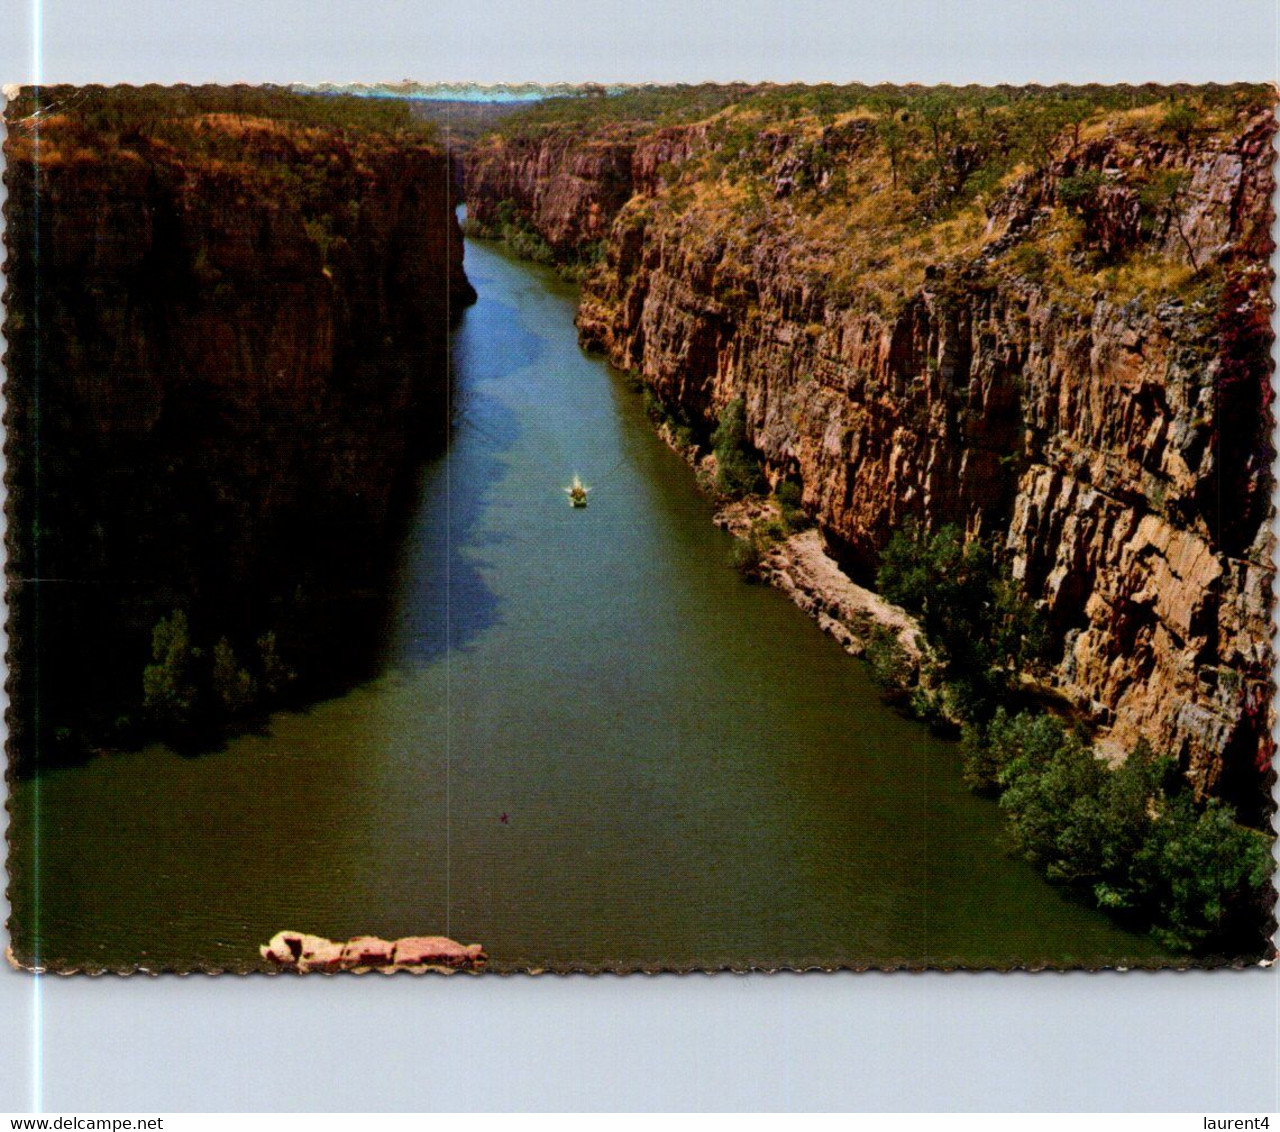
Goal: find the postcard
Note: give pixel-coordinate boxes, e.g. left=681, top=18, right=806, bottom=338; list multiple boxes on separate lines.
left=4, top=82, right=1275, bottom=972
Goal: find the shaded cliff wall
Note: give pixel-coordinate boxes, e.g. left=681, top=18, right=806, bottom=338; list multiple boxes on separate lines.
left=5, top=91, right=475, bottom=771
left=465, top=107, right=1275, bottom=810
left=465, top=125, right=703, bottom=252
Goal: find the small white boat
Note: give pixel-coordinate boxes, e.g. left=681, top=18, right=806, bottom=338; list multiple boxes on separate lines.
left=565, top=474, right=591, bottom=508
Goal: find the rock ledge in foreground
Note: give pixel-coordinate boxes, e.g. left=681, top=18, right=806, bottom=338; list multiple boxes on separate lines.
left=261, top=930, right=488, bottom=973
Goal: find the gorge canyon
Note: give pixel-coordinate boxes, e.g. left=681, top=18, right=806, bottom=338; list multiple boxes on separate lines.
left=465, top=87, right=1277, bottom=821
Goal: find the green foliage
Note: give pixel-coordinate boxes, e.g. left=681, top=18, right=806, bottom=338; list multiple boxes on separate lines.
left=10, top=83, right=437, bottom=141
left=964, top=711, right=1274, bottom=953
left=212, top=637, right=258, bottom=715
left=878, top=513, right=1269, bottom=955
left=638, top=384, right=702, bottom=452
left=774, top=480, right=803, bottom=511
left=1007, top=243, right=1050, bottom=282
left=1163, top=100, right=1200, bottom=147
left=791, top=139, right=835, bottom=191
left=257, top=631, right=296, bottom=698
left=1139, top=169, right=1191, bottom=217
left=1057, top=169, right=1106, bottom=214
left=878, top=521, right=963, bottom=623
left=773, top=480, right=812, bottom=531
left=731, top=494, right=813, bottom=581
left=961, top=706, right=1060, bottom=793
left=1060, top=99, right=1095, bottom=149
left=303, top=216, right=335, bottom=263
left=996, top=712, right=1109, bottom=880
left=507, top=225, right=555, bottom=265
left=486, top=199, right=556, bottom=264
left=917, top=92, right=959, bottom=161
left=877, top=522, right=1047, bottom=722
left=491, top=83, right=756, bottom=138
left=865, top=627, right=915, bottom=695
left=711, top=398, right=764, bottom=497
left=876, top=113, right=910, bottom=189
left=1055, top=169, right=1131, bottom=260
left=558, top=239, right=607, bottom=282
left=142, top=610, right=199, bottom=727
left=733, top=507, right=801, bottom=580
left=757, top=516, right=788, bottom=542
left=808, top=85, right=844, bottom=127
left=989, top=574, right=1051, bottom=669
left=142, top=612, right=296, bottom=737
left=731, top=533, right=764, bottom=580
left=1139, top=170, right=1200, bottom=271
left=1131, top=794, right=1274, bottom=953
left=643, top=387, right=668, bottom=424
left=1019, top=102, right=1069, bottom=164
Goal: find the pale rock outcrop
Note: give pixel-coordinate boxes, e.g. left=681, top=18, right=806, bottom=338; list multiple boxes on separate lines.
left=260, top=930, right=488, bottom=972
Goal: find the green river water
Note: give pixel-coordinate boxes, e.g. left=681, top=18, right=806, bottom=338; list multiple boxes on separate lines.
left=8, top=234, right=1166, bottom=970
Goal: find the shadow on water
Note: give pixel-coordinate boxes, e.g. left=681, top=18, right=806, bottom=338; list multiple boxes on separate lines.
left=82, top=240, right=534, bottom=762
left=153, top=251, right=539, bottom=749
left=378, top=279, right=539, bottom=669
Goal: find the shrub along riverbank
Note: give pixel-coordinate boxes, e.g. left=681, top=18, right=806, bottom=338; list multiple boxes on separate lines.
left=462, top=200, right=604, bottom=281
left=870, top=523, right=1273, bottom=959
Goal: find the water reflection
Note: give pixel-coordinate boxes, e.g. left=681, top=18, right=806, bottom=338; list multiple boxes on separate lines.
left=384, top=322, right=528, bottom=664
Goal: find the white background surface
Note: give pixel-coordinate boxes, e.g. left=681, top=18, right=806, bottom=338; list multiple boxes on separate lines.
left=0, top=0, right=1277, bottom=1112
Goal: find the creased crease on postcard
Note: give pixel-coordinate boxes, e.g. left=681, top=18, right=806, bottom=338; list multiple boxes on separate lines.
left=3, top=82, right=1276, bottom=974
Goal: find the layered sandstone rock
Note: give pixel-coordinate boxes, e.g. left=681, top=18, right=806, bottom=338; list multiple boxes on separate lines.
left=723, top=517, right=925, bottom=669
left=465, top=122, right=709, bottom=249
left=466, top=131, right=638, bottom=252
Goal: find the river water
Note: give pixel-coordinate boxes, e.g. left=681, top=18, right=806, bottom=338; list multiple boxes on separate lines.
left=9, top=234, right=1165, bottom=970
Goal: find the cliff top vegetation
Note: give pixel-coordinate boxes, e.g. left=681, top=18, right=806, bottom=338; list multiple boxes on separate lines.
left=485, top=82, right=1271, bottom=138
left=5, top=85, right=440, bottom=175
left=474, top=82, right=1275, bottom=315
left=479, top=83, right=765, bottom=136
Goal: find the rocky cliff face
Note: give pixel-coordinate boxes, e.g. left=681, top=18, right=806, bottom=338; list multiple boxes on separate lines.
left=465, top=123, right=707, bottom=252
left=5, top=92, right=475, bottom=771
left=466, top=131, right=638, bottom=252
left=466, top=103, right=1275, bottom=813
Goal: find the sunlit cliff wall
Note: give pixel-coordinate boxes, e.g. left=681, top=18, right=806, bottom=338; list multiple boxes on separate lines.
left=466, top=92, right=1275, bottom=811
